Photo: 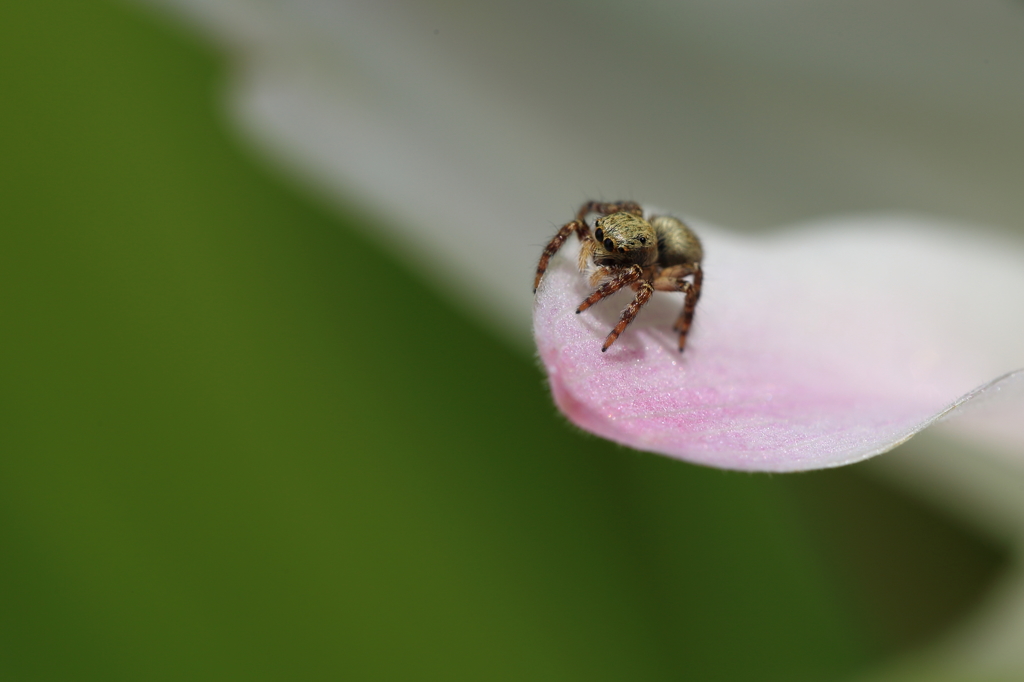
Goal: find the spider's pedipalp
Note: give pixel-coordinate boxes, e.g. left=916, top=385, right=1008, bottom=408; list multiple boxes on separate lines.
left=578, top=236, right=598, bottom=273
left=576, top=264, right=642, bottom=313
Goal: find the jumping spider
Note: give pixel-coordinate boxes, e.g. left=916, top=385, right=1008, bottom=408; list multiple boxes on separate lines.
left=534, top=201, right=703, bottom=353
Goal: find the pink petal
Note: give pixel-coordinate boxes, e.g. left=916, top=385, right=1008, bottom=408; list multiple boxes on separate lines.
left=534, top=215, right=1024, bottom=472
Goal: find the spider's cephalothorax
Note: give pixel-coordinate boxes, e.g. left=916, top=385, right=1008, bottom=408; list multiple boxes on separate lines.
left=534, top=201, right=703, bottom=353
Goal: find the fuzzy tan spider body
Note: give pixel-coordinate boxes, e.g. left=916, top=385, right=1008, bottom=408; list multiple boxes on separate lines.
left=534, top=201, right=703, bottom=353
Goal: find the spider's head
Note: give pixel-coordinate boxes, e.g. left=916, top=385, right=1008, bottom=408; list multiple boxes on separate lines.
left=593, top=212, right=657, bottom=267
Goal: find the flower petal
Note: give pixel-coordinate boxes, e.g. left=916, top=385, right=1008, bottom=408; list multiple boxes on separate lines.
left=534, top=216, right=1024, bottom=471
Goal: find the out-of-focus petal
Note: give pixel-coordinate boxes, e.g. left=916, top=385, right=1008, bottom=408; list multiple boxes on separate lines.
left=137, top=0, right=1024, bottom=344
left=534, top=215, right=1024, bottom=471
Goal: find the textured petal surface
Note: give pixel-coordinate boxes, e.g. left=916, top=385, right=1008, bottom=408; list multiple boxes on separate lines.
left=534, top=216, right=1024, bottom=471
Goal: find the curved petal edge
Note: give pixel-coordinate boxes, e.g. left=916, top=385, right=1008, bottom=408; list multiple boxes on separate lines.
left=533, top=217, right=1024, bottom=472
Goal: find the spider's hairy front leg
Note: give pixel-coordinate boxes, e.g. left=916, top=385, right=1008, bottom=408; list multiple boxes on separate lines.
left=602, top=280, right=655, bottom=352
left=576, top=200, right=643, bottom=222
left=534, top=218, right=590, bottom=292
left=653, top=263, right=703, bottom=352
left=576, top=264, right=643, bottom=314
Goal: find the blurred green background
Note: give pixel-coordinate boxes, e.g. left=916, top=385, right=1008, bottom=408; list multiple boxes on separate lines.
left=0, top=2, right=1008, bottom=680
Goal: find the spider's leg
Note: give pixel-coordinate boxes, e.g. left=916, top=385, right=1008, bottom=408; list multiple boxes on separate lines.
left=576, top=200, right=643, bottom=222
left=653, top=263, right=703, bottom=352
left=534, top=218, right=590, bottom=292
left=576, top=265, right=642, bottom=313
left=602, top=281, right=655, bottom=352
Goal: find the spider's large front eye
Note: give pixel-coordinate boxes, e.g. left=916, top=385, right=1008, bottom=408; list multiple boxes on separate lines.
left=603, top=238, right=614, bottom=251
left=595, top=228, right=604, bottom=242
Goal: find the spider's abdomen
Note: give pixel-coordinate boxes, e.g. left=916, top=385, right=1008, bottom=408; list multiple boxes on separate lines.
left=651, top=215, right=703, bottom=267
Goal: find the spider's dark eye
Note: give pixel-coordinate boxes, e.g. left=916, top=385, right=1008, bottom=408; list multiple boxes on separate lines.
left=618, top=246, right=626, bottom=253
left=638, top=236, right=646, bottom=245
left=603, top=238, right=614, bottom=251
left=595, top=228, right=604, bottom=241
